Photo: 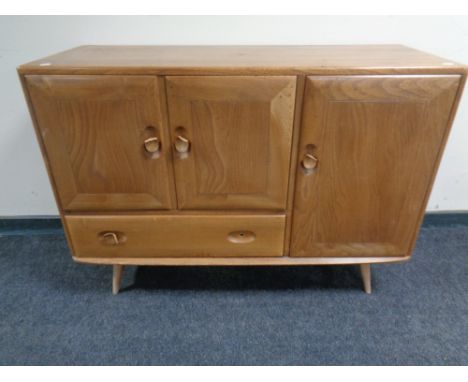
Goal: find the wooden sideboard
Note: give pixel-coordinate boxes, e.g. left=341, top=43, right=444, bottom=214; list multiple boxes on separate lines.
left=18, top=45, right=467, bottom=294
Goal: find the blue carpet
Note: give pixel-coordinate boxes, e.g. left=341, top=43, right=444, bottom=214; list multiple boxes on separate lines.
left=0, top=225, right=467, bottom=365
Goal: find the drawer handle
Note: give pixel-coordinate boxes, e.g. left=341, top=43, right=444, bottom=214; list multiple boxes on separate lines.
left=143, top=137, right=161, bottom=154
left=174, top=135, right=190, bottom=154
left=100, top=231, right=125, bottom=246
left=227, top=230, right=256, bottom=244
left=301, top=153, right=318, bottom=171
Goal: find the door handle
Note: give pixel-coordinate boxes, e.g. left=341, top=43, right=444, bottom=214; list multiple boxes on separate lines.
left=174, top=135, right=190, bottom=154
left=143, top=137, right=161, bottom=154
left=101, top=232, right=121, bottom=246
left=301, top=153, right=318, bottom=171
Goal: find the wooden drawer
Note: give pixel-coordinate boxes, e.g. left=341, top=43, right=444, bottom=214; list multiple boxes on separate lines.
left=65, top=214, right=286, bottom=258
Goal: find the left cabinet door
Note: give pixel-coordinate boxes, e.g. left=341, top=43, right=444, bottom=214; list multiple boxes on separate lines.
left=26, top=75, right=176, bottom=211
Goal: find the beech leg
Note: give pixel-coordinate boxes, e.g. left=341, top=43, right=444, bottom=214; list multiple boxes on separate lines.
left=112, top=264, right=124, bottom=295
left=359, top=264, right=372, bottom=294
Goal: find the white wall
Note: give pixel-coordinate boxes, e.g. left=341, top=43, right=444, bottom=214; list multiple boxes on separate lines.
left=1, top=15, right=467, bottom=216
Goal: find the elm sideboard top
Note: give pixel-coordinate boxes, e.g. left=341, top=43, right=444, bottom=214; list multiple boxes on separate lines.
left=18, top=45, right=466, bottom=75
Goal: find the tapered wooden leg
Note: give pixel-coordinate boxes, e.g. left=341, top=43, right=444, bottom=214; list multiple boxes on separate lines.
left=112, top=264, right=124, bottom=295
left=359, top=264, right=372, bottom=294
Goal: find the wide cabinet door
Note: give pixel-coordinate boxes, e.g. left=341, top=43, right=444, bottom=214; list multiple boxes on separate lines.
left=291, top=75, right=460, bottom=257
left=166, top=76, right=296, bottom=210
left=27, top=75, right=175, bottom=211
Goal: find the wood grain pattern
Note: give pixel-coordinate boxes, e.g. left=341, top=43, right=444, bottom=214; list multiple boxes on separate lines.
left=17, top=46, right=467, bottom=277
left=73, top=255, right=411, bottom=266
left=66, top=214, right=286, bottom=258
left=26, top=75, right=176, bottom=211
left=283, top=75, right=306, bottom=255
left=18, top=45, right=467, bottom=75
left=405, top=74, right=467, bottom=257
left=166, top=76, right=296, bottom=209
left=291, top=75, right=461, bottom=257
left=18, top=74, right=79, bottom=258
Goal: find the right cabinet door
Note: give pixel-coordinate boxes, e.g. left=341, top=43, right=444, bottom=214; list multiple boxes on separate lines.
left=291, top=75, right=461, bottom=258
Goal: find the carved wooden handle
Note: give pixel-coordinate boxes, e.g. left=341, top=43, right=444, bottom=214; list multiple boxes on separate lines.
left=174, top=135, right=190, bottom=154
left=101, top=232, right=120, bottom=245
left=301, top=153, right=318, bottom=170
left=143, top=137, right=160, bottom=154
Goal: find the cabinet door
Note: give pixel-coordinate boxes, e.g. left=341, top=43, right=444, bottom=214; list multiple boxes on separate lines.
left=27, top=75, right=175, bottom=211
left=166, top=76, right=296, bottom=210
left=291, top=75, right=460, bottom=257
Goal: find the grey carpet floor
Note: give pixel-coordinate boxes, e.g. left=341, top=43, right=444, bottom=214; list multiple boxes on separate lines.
left=0, top=224, right=467, bottom=365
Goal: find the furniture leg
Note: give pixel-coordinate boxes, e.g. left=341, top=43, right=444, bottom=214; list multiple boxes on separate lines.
left=112, top=264, right=124, bottom=295
left=359, top=264, right=371, bottom=294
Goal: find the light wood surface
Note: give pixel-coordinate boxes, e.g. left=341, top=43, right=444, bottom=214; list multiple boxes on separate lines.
left=112, top=264, right=124, bottom=295
left=283, top=75, right=306, bottom=255
left=18, top=45, right=467, bottom=293
left=405, top=74, right=468, bottom=257
left=26, top=75, right=176, bottom=211
left=291, top=75, right=461, bottom=257
left=74, top=255, right=411, bottom=266
left=166, top=76, right=296, bottom=209
left=66, top=214, right=286, bottom=258
left=18, top=45, right=467, bottom=75
left=360, top=264, right=372, bottom=294
left=18, top=74, right=80, bottom=260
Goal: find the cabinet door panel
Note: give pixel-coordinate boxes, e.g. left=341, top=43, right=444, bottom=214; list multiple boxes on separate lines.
left=27, top=75, right=175, bottom=211
left=291, top=75, right=460, bottom=257
left=166, top=76, right=296, bottom=210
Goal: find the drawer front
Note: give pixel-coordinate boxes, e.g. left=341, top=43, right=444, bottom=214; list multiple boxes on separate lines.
left=66, top=214, right=285, bottom=258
